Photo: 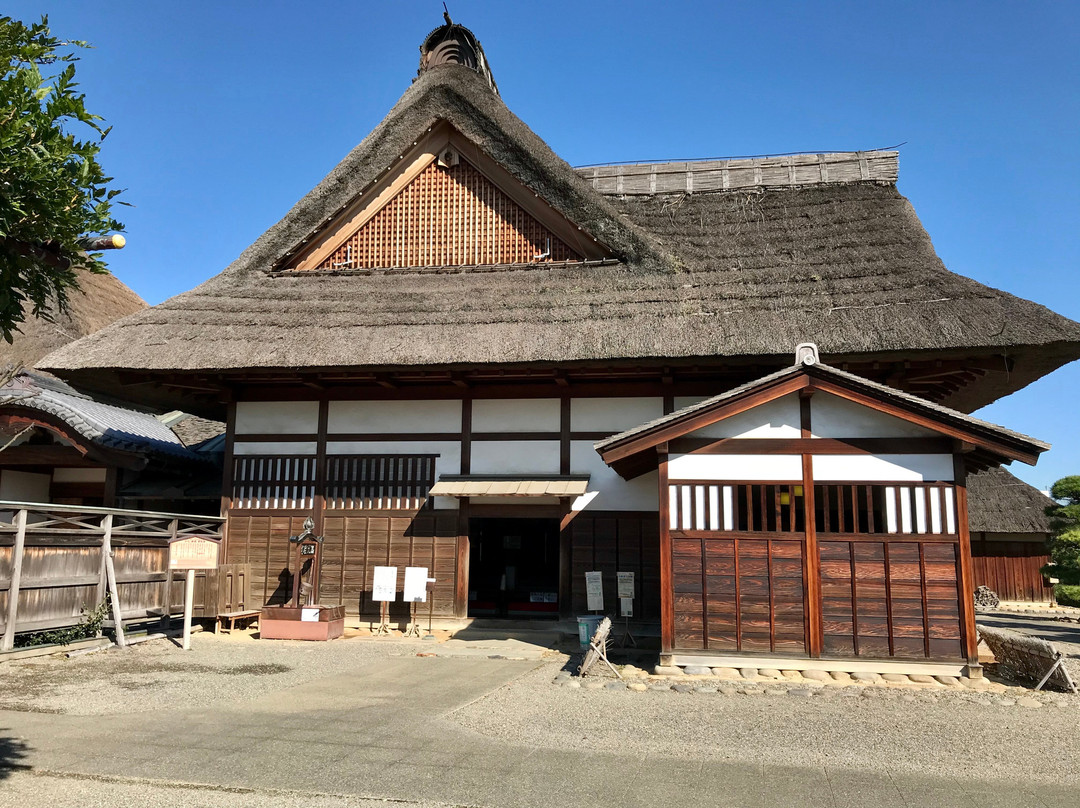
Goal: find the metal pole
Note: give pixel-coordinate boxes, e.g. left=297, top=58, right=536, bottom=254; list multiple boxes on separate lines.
left=183, top=568, right=195, bottom=651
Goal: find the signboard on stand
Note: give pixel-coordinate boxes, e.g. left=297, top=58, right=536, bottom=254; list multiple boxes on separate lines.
left=404, top=566, right=429, bottom=603
left=372, top=566, right=397, bottom=635
left=166, top=536, right=221, bottom=651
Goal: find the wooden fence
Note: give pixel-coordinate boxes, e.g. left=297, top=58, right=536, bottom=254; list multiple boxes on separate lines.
left=0, top=501, right=230, bottom=650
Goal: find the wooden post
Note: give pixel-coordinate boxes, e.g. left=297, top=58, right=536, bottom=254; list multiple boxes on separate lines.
left=953, top=454, right=981, bottom=677
left=102, top=514, right=126, bottom=649
left=182, top=568, right=195, bottom=651
left=1, top=508, right=28, bottom=652
left=657, top=443, right=674, bottom=662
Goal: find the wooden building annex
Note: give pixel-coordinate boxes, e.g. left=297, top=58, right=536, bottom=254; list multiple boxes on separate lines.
left=37, top=20, right=1080, bottom=673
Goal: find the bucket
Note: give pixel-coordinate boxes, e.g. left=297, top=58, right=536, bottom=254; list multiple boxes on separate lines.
left=577, top=615, right=603, bottom=649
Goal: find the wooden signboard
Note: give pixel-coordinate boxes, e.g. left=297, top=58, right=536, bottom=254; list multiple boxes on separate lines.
left=168, top=536, right=221, bottom=570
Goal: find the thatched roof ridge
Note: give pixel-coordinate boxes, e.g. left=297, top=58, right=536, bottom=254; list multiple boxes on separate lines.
left=0, top=269, right=146, bottom=369
left=968, top=466, right=1054, bottom=534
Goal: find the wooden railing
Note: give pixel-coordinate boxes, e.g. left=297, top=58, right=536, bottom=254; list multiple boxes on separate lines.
left=0, top=501, right=225, bottom=651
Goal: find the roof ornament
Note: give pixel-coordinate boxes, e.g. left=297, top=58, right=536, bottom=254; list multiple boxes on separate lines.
left=795, top=342, right=819, bottom=366
left=417, top=10, right=498, bottom=94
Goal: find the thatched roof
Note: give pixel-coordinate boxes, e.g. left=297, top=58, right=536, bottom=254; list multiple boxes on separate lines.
left=968, top=466, right=1053, bottom=534
left=38, top=58, right=1080, bottom=408
left=0, top=269, right=146, bottom=369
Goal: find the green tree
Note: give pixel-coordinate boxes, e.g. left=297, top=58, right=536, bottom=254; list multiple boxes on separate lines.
left=0, top=15, right=124, bottom=343
left=1044, top=477, right=1080, bottom=605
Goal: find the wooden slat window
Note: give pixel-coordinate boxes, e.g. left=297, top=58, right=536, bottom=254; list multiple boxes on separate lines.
left=668, top=482, right=804, bottom=534
left=815, top=483, right=956, bottom=537
left=309, top=159, right=582, bottom=270
left=231, top=456, right=317, bottom=510
left=324, top=455, right=437, bottom=511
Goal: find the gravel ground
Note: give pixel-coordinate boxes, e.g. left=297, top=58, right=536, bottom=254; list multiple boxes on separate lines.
left=450, top=656, right=1080, bottom=787
left=0, top=632, right=430, bottom=716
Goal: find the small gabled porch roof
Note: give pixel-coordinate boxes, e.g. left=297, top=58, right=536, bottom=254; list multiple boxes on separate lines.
left=595, top=359, right=1049, bottom=481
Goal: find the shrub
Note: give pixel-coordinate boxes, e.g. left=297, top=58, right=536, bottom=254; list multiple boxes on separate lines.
left=1054, top=584, right=1080, bottom=608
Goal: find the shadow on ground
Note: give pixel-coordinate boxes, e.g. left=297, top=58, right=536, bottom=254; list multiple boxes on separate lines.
left=0, top=732, right=30, bottom=780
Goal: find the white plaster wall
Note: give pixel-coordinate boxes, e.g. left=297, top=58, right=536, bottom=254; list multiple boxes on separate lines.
left=570, top=397, right=664, bottom=433
left=667, top=454, right=802, bottom=481
left=811, top=392, right=938, bottom=438
left=0, top=470, right=51, bottom=502
left=569, top=441, right=658, bottom=511
left=469, top=441, right=560, bottom=474
left=234, top=441, right=318, bottom=456
left=235, top=401, right=319, bottom=434
left=327, top=440, right=462, bottom=510
left=472, top=399, right=560, bottom=432
left=52, top=468, right=107, bottom=483
left=811, top=454, right=954, bottom=482
left=327, top=400, right=461, bottom=433
left=689, top=393, right=801, bottom=439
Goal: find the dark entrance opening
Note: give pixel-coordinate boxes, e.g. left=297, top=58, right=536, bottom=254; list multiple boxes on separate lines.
left=468, top=517, right=560, bottom=618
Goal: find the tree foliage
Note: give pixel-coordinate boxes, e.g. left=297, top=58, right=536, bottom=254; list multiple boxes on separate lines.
left=1044, top=475, right=1080, bottom=586
left=0, top=15, right=124, bottom=343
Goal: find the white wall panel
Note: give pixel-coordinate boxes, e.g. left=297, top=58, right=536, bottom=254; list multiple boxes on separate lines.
left=674, top=396, right=708, bottom=411
left=327, top=400, right=461, bottom=433
left=235, top=401, right=319, bottom=434
left=472, top=399, right=560, bottom=432
left=569, top=442, right=658, bottom=511
left=469, top=441, right=560, bottom=474
left=570, top=397, right=664, bottom=433
left=234, top=442, right=318, bottom=456
left=811, top=392, right=938, bottom=439
left=811, top=454, right=954, bottom=482
left=689, top=393, right=801, bottom=439
left=0, top=470, right=51, bottom=502
left=667, top=454, right=802, bottom=481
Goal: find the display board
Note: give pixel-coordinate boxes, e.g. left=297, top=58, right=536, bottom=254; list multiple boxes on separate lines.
left=404, top=566, right=429, bottom=603
left=372, top=566, right=398, bottom=602
left=168, top=536, right=221, bottom=570
left=585, top=571, right=603, bottom=611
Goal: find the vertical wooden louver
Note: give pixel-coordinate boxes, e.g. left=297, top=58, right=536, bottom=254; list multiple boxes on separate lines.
left=309, top=158, right=583, bottom=270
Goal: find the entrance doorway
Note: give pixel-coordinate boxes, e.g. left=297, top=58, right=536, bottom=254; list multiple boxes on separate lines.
left=468, top=518, right=560, bottom=618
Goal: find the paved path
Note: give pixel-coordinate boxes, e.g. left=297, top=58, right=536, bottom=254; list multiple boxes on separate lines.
left=2, top=655, right=1075, bottom=807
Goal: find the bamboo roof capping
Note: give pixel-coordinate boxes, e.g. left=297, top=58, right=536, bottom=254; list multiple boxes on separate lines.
left=577, top=151, right=899, bottom=196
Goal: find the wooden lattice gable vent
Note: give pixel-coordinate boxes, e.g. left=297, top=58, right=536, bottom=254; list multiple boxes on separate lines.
left=281, top=123, right=612, bottom=272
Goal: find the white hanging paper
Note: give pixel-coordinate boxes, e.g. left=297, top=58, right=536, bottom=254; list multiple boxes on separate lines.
left=585, top=571, right=604, bottom=611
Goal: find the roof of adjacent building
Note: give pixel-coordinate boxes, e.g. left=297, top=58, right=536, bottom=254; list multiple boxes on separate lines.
left=0, top=371, right=205, bottom=461
left=0, top=269, right=147, bottom=370
left=967, top=466, right=1054, bottom=534
left=36, top=25, right=1080, bottom=410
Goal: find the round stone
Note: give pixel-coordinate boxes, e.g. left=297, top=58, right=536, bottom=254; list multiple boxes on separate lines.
left=881, top=673, right=909, bottom=684
left=764, top=689, right=786, bottom=697
left=672, top=683, right=695, bottom=693
left=564, top=680, right=581, bottom=689
left=803, top=669, right=832, bottom=682
left=583, top=680, right=605, bottom=690
left=648, top=683, right=672, bottom=692
left=605, top=681, right=627, bottom=691
left=759, top=668, right=784, bottom=680
left=738, top=687, right=764, bottom=696
left=654, top=665, right=682, bottom=676
left=830, top=671, right=853, bottom=682
left=695, top=686, right=718, bottom=694
left=934, top=675, right=962, bottom=687
left=718, top=685, right=739, bottom=695
left=908, top=674, right=938, bottom=685
left=627, top=682, right=648, bottom=692
left=788, top=688, right=815, bottom=697
left=712, top=667, right=741, bottom=679
left=992, top=698, right=1016, bottom=707
left=739, top=667, right=759, bottom=679
left=1016, top=697, right=1044, bottom=708
left=781, top=670, right=803, bottom=680
left=683, top=665, right=713, bottom=676
left=851, top=671, right=881, bottom=684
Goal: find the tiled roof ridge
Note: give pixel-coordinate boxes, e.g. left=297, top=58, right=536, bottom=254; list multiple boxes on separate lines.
left=576, top=150, right=898, bottom=196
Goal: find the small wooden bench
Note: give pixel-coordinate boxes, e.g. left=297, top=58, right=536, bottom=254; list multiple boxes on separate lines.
left=215, top=609, right=260, bottom=635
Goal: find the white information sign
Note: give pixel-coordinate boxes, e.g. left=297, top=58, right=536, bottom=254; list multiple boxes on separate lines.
left=404, top=566, right=429, bottom=603
left=585, top=570, right=604, bottom=611
left=372, top=566, right=398, bottom=602
left=301, top=607, right=320, bottom=622
left=617, top=571, right=635, bottom=599
left=620, top=598, right=633, bottom=618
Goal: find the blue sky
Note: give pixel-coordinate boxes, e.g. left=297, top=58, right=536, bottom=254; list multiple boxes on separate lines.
left=11, top=1, right=1079, bottom=489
